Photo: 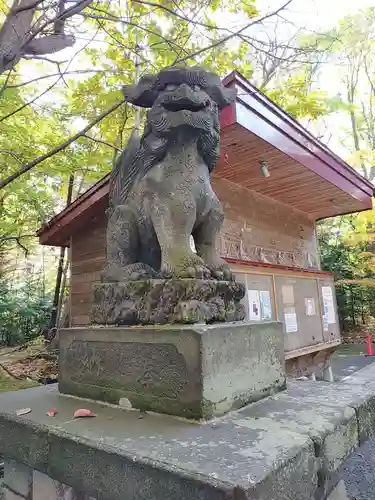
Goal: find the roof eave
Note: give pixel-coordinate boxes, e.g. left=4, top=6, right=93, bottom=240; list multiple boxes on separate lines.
left=37, top=71, right=373, bottom=246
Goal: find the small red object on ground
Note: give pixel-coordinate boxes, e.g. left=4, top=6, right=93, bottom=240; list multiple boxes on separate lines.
left=47, top=408, right=57, bottom=417
left=73, top=409, right=96, bottom=418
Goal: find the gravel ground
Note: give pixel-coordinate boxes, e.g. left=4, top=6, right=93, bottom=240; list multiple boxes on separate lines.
left=339, top=439, right=375, bottom=500
left=0, top=460, right=3, bottom=500
left=332, top=356, right=375, bottom=380
left=334, top=351, right=375, bottom=499
left=331, top=343, right=374, bottom=381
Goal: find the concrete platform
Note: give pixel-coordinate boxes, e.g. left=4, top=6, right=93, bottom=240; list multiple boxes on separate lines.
left=2, top=364, right=375, bottom=499
left=59, top=322, right=285, bottom=419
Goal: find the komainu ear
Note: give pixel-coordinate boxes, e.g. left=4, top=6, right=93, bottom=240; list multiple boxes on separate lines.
left=122, top=74, right=158, bottom=108
left=204, top=85, right=237, bottom=110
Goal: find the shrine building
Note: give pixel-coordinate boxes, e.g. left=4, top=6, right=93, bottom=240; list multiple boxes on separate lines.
left=37, top=71, right=374, bottom=378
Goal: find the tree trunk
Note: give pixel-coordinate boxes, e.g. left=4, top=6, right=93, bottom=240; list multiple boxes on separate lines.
left=350, top=285, right=356, bottom=326
left=360, top=289, right=365, bottom=324
left=48, top=174, right=74, bottom=329
left=0, top=0, right=92, bottom=76
left=56, top=256, right=69, bottom=327
left=347, top=86, right=368, bottom=178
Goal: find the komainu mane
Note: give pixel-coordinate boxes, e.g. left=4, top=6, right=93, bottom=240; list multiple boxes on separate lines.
left=103, top=66, right=237, bottom=282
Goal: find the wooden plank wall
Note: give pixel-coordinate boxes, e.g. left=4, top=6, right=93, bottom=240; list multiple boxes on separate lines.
left=70, top=214, right=106, bottom=326
left=214, top=178, right=319, bottom=270
left=70, top=178, right=319, bottom=326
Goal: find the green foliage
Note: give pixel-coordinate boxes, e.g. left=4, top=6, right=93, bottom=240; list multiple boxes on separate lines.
left=318, top=217, right=375, bottom=329
left=0, top=0, right=266, bottom=247
left=306, top=8, right=375, bottom=180
left=266, top=72, right=336, bottom=120
left=0, top=269, right=52, bottom=346
left=306, top=9, right=375, bottom=331
left=0, top=74, right=75, bottom=252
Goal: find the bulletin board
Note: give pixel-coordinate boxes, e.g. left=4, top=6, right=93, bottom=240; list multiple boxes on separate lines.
left=232, top=272, right=274, bottom=322
left=274, top=276, right=324, bottom=352
left=246, top=273, right=274, bottom=322
left=230, top=264, right=339, bottom=356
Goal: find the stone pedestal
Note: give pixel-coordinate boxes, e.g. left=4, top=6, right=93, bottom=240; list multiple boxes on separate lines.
left=2, top=365, right=375, bottom=500
left=59, top=322, right=285, bottom=419
left=90, top=279, right=245, bottom=325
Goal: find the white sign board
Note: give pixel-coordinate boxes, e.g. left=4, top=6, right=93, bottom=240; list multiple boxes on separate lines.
left=260, top=290, right=272, bottom=320
left=248, top=290, right=261, bottom=321
left=305, top=298, right=316, bottom=316
left=284, top=307, right=298, bottom=333
left=322, top=286, right=336, bottom=324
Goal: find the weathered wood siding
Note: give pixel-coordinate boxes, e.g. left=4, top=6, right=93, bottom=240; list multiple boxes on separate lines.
left=70, top=214, right=106, bottom=326
left=70, top=178, right=319, bottom=326
left=214, top=178, right=319, bottom=270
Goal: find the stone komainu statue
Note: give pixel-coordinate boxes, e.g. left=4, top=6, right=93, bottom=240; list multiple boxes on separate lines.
left=103, top=67, right=237, bottom=282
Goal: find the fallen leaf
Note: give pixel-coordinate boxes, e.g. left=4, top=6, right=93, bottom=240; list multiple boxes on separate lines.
left=73, top=408, right=96, bottom=418
left=47, top=408, right=57, bottom=417
left=16, top=408, right=31, bottom=416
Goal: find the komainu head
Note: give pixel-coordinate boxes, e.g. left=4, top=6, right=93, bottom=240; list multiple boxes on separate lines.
left=122, top=67, right=237, bottom=172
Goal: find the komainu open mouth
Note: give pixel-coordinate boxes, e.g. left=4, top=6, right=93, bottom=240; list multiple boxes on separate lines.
left=163, top=100, right=208, bottom=112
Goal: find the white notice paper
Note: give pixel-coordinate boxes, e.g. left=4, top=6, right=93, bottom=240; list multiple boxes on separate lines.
left=322, top=286, right=336, bottom=324
left=284, top=308, right=298, bottom=333
left=248, top=290, right=261, bottom=321
left=260, top=290, right=272, bottom=320
left=305, top=298, right=316, bottom=316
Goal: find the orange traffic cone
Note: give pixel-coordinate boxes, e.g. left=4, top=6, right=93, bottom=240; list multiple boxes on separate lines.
left=366, top=333, right=375, bottom=356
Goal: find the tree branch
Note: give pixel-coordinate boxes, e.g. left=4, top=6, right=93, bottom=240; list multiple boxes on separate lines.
left=57, top=0, right=93, bottom=21
left=0, top=0, right=94, bottom=75
left=83, top=134, right=122, bottom=151
left=0, top=74, right=65, bottom=122
left=7, top=69, right=108, bottom=88
left=133, top=0, right=228, bottom=32
left=0, top=235, right=35, bottom=241
left=1, top=25, right=99, bottom=121
left=0, top=69, right=12, bottom=98
left=172, top=0, right=293, bottom=64
left=23, top=54, right=68, bottom=64
left=11, top=0, right=45, bottom=15
left=0, top=149, right=23, bottom=164
left=0, top=236, right=33, bottom=255
left=81, top=11, right=185, bottom=53
left=0, top=100, right=125, bottom=190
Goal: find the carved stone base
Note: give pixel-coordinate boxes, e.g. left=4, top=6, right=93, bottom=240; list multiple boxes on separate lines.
left=90, top=279, right=246, bottom=325
left=59, top=322, right=286, bottom=419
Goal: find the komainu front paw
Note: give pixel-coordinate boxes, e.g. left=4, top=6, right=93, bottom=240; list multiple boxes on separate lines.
left=161, top=253, right=212, bottom=279
left=205, top=256, right=233, bottom=281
